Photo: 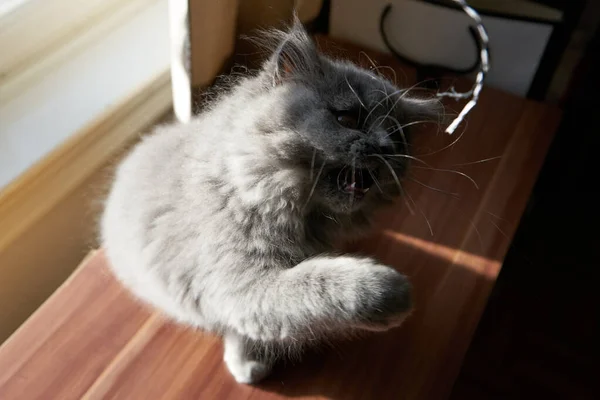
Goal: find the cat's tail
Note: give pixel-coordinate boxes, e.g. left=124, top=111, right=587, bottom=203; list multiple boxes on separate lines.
left=226, top=255, right=412, bottom=343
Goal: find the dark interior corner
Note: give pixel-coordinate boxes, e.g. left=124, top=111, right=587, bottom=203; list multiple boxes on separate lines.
left=451, top=21, right=600, bottom=400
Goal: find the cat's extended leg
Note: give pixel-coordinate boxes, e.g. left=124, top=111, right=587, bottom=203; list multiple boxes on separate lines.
left=223, top=331, right=273, bottom=384
left=226, top=255, right=412, bottom=343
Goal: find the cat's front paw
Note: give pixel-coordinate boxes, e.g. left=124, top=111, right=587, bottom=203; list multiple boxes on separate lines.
left=354, top=265, right=413, bottom=332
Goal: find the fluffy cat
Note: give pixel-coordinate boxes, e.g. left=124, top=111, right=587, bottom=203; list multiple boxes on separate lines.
left=101, top=21, right=439, bottom=383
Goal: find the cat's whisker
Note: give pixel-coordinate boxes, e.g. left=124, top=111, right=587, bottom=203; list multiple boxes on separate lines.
left=370, top=88, right=390, bottom=98
left=488, top=216, right=509, bottom=240
left=375, top=65, right=399, bottom=86
left=304, top=160, right=326, bottom=210
left=411, top=165, right=479, bottom=189
left=486, top=210, right=504, bottom=220
left=374, top=92, right=406, bottom=130
left=451, top=156, right=503, bottom=167
left=408, top=195, right=433, bottom=237
left=310, top=148, right=317, bottom=182
left=408, top=177, right=460, bottom=198
left=376, top=154, right=430, bottom=166
left=380, top=117, right=436, bottom=154
left=350, top=158, right=357, bottom=205
left=360, top=164, right=365, bottom=189
left=367, top=114, right=390, bottom=135
left=366, top=167, right=384, bottom=194
left=415, top=119, right=468, bottom=157
left=380, top=115, right=407, bottom=153
left=364, top=56, right=403, bottom=88
left=359, top=51, right=382, bottom=76
left=421, top=209, right=434, bottom=236
left=374, top=80, right=435, bottom=131
left=371, top=154, right=415, bottom=214
left=322, top=213, right=340, bottom=225
left=336, top=165, right=349, bottom=191
left=437, top=97, right=449, bottom=135
left=486, top=211, right=512, bottom=226
left=401, top=185, right=418, bottom=217
left=389, top=140, right=433, bottom=154
left=345, top=76, right=366, bottom=109
left=384, top=120, right=432, bottom=139
left=364, top=88, right=404, bottom=124
left=469, top=218, right=485, bottom=252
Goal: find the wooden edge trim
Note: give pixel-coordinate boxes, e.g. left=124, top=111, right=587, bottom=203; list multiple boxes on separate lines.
left=0, top=250, right=99, bottom=352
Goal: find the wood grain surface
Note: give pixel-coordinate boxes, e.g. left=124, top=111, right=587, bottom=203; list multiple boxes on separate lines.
left=0, top=37, right=561, bottom=400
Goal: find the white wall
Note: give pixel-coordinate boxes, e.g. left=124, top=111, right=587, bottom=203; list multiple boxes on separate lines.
left=0, top=0, right=30, bottom=16
left=330, top=0, right=556, bottom=97
left=0, top=0, right=170, bottom=189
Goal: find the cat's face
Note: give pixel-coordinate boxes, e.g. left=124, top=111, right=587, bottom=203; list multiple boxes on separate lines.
left=256, top=23, right=440, bottom=214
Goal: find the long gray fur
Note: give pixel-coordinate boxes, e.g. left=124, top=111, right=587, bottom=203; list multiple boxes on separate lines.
left=101, top=20, right=440, bottom=384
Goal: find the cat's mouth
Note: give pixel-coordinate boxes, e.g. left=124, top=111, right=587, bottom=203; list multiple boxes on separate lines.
left=337, top=168, right=376, bottom=199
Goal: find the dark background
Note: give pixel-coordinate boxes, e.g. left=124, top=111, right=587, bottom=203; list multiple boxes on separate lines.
left=450, top=18, right=599, bottom=400
left=312, top=1, right=599, bottom=398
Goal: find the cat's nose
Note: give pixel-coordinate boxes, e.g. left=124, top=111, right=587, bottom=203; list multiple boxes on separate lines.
left=350, top=140, right=380, bottom=158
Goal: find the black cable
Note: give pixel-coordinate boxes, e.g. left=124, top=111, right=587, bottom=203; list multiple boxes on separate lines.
left=379, top=3, right=483, bottom=77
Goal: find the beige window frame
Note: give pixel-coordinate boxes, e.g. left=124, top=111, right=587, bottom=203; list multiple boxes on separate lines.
left=0, top=0, right=174, bottom=251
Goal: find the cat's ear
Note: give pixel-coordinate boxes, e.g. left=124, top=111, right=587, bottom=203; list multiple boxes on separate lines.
left=266, top=17, right=321, bottom=84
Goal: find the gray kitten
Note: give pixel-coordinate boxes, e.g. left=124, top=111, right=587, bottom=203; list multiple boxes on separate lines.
left=101, top=21, right=439, bottom=383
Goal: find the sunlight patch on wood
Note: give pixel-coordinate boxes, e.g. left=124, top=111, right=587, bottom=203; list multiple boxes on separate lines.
left=384, top=231, right=501, bottom=279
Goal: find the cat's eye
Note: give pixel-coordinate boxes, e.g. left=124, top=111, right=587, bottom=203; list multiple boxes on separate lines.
left=335, top=111, right=360, bottom=130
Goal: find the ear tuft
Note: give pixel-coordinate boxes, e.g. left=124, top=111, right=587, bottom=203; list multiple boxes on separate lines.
left=252, top=16, right=320, bottom=84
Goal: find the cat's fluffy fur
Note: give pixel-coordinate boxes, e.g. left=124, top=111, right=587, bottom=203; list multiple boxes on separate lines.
left=101, top=21, right=440, bottom=383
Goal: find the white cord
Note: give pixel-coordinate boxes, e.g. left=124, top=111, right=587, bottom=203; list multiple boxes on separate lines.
left=437, top=0, right=490, bottom=134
